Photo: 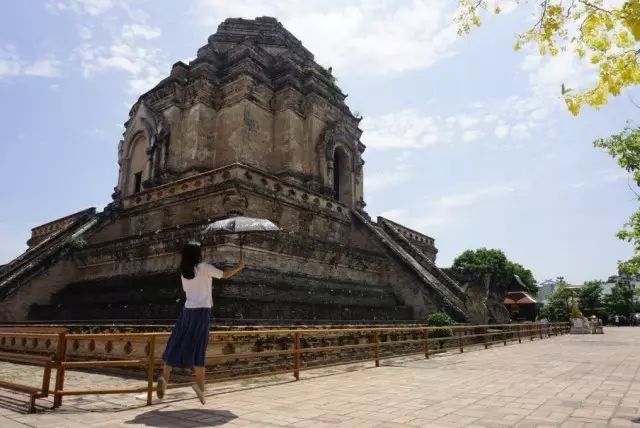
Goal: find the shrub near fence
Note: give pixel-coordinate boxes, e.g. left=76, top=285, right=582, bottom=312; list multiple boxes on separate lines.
left=0, top=322, right=570, bottom=412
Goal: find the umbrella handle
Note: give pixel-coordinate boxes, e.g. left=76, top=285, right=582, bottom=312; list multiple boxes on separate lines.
left=239, top=235, right=244, bottom=261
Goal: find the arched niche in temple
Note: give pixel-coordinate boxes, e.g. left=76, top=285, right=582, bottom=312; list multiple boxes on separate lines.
left=333, top=146, right=353, bottom=207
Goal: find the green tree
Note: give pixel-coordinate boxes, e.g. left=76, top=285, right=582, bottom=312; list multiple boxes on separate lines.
left=605, top=278, right=635, bottom=316
left=427, top=312, right=454, bottom=349
left=456, top=0, right=640, bottom=115
left=539, top=282, right=578, bottom=321
left=594, top=125, right=640, bottom=274
left=451, top=248, right=537, bottom=295
left=579, top=280, right=604, bottom=315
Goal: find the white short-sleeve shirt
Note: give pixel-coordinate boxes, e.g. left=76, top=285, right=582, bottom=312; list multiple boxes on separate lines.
left=182, top=262, right=223, bottom=308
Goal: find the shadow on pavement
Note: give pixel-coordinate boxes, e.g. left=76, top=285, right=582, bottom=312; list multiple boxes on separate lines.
left=125, top=408, right=238, bottom=427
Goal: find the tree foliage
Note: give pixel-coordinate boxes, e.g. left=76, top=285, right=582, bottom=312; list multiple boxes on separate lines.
left=538, top=281, right=578, bottom=321
left=451, top=248, right=537, bottom=295
left=594, top=124, right=640, bottom=273
left=605, top=278, right=635, bottom=316
left=456, top=0, right=640, bottom=115
left=427, top=312, right=453, bottom=326
left=579, top=280, right=604, bottom=314
left=426, top=312, right=453, bottom=349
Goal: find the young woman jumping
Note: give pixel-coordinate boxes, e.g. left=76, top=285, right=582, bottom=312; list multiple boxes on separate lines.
left=156, top=241, right=245, bottom=404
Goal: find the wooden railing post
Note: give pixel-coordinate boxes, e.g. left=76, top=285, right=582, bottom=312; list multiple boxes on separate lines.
left=530, top=325, right=534, bottom=341
left=517, top=326, right=521, bottom=344
left=539, top=324, right=543, bottom=339
left=146, top=336, right=156, bottom=405
left=423, top=328, right=429, bottom=359
left=373, top=331, right=380, bottom=367
left=458, top=330, right=464, bottom=353
left=293, top=332, right=301, bottom=380
left=53, top=332, right=67, bottom=409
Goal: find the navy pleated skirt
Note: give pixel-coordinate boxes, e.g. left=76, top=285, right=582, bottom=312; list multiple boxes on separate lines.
left=162, top=307, right=211, bottom=368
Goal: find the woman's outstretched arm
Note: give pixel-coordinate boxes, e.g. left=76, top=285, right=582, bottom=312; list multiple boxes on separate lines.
left=221, top=261, right=245, bottom=279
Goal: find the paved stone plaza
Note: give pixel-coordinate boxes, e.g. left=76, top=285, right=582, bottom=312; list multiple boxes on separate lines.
left=2, top=328, right=640, bottom=427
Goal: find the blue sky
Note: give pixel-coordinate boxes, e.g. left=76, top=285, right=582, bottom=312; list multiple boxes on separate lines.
left=0, top=0, right=637, bottom=284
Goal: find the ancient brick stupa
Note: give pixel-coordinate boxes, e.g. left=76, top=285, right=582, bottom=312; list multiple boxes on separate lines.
left=0, top=17, right=479, bottom=324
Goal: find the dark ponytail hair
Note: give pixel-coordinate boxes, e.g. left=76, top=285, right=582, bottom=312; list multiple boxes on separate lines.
left=180, top=242, right=202, bottom=279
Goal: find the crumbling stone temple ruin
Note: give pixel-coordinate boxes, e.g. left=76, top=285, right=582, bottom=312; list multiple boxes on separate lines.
left=0, top=17, right=498, bottom=324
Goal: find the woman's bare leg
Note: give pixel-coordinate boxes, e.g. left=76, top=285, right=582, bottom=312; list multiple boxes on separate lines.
left=194, top=366, right=205, bottom=391
left=157, top=363, right=172, bottom=399
left=162, top=364, right=172, bottom=382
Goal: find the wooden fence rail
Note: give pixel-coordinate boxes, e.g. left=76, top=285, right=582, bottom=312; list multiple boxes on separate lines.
left=0, top=322, right=570, bottom=412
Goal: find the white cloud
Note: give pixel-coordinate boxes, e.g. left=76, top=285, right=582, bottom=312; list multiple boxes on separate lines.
left=194, top=0, right=460, bottom=75
left=77, top=25, right=93, bottom=40
left=362, top=61, right=595, bottom=151
left=361, top=108, right=506, bottom=150
left=0, top=45, right=61, bottom=79
left=74, top=30, right=165, bottom=94
left=494, top=125, right=509, bottom=138
left=462, top=129, right=484, bottom=142
left=365, top=149, right=416, bottom=194
left=511, top=123, right=531, bottom=139
left=50, top=0, right=161, bottom=95
left=379, top=209, right=406, bottom=222
left=366, top=168, right=413, bottom=193
left=448, top=114, right=481, bottom=129
left=46, top=0, right=121, bottom=16
left=121, top=24, right=161, bottom=41
left=567, top=168, right=631, bottom=190
left=509, top=49, right=599, bottom=125
left=361, top=109, right=446, bottom=150
left=522, top=50, right=598, bottom=97
left=23, top=59, right=61, bottom=77
left=434, top=184, right=515, bottom=209
left=376, top=183, right=518, bottom=232
left=491, top=0, right=519, bottom=13
left=367, top=48, right=598, bottom=153
left=0, top=46, right=20, bottom=77
left=597, top=168, right=629, bottom=183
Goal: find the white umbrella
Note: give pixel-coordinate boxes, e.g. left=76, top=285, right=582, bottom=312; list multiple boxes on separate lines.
left=203, top=216, right=279, bottom=234
left=202, top=216, right=279, bottom=259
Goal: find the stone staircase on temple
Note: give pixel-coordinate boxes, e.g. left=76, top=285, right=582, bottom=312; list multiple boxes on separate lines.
left=353, top=211, right=469, bottom=322
left=0, top=209, right=102, bottom=302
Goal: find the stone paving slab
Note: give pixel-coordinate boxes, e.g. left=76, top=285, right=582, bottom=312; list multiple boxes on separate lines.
left=2, top=328, right=640, bottom=427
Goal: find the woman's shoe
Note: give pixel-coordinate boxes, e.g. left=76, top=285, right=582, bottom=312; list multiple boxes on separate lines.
left=156, top=376, right=167, bottom=400
left=192, top=383, right=206, bottom=405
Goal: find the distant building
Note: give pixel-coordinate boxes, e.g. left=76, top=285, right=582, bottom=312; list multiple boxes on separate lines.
left=602, top=274, right=640, bottom=296
left=504, top=275, right=538, bottom=322
left=537, top=278, right=560, bottom=304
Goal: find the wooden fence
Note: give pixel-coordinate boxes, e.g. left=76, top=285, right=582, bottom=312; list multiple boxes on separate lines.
left=0, top=322, right=570, bottom=412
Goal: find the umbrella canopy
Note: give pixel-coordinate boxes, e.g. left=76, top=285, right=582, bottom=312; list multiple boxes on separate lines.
left=203, top=216, right=279, bottom=234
